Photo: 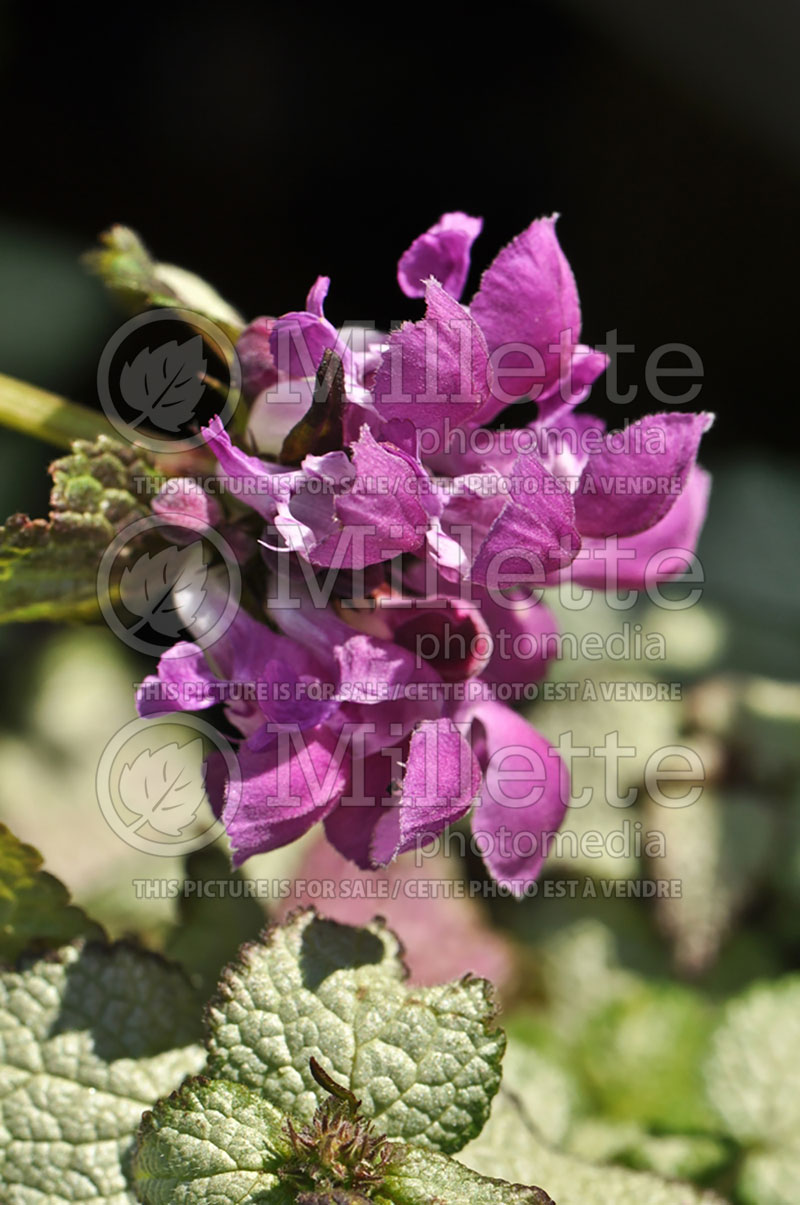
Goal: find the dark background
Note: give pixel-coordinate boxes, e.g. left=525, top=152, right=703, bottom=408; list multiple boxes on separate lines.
left=0, top=0, right=798, bottom=675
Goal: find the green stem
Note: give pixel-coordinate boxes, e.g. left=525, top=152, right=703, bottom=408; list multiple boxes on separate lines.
left=0, top=373, right=115, bottom=449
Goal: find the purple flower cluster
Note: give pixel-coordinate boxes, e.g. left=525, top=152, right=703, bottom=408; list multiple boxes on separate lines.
left=139, top=213, right=712, bottom=892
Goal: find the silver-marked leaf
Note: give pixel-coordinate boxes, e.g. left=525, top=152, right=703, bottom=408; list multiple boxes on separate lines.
left=120, top=337, right=207, bottom=433
left=205, top=909, right=505, bottom=1154
left=119, top=541, right=207, bottom=638
left=132, top=1078, right=292, bottom=1205
left=704, top=975, right=800, bottom=1150
left=132, top=1077, right=552, bottom=1205
left=383, top=1146, right=554, bottom=1205
left=0, top=942, right=205, bottom=1204
left=462, top=1082, right=728, bottom=1205
left=119, top=740, right=207, bottom=837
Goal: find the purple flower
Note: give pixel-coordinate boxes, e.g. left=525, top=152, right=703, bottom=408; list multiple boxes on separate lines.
left=397, top=211, right=483, bottom=300
left=138, top=211, right=714, bottom=893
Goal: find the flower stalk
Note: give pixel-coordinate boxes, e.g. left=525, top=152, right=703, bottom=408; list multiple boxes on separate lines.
left=0, top=372, right=115, bottom=449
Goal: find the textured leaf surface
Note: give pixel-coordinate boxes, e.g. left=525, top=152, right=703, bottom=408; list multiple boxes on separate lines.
left=132, top=1078, right=292, bottom=1205
left=383, top=1145, right=554, bottom=1204
left=0, top=436, right=151, bottom=624
left=205, top=909, right=505, bottom=1153
left=133, top=1077, right=552, bottom=1205
left=0, top=942, right=205, bottom=1203
left=0, top=825, right=103, bottom=962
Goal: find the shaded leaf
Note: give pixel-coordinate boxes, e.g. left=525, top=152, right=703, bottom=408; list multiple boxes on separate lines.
left=0, top=942, right=205, bottom=1203
left=0, top=436, right=152, bottom=624
left=0, top=824, right=103, bottom=963
left=165, top=846, right=266, bottom=995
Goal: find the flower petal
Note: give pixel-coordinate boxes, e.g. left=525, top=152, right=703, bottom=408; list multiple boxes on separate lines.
left=462, top=699, right=568, bottom=894
left=471, top=214, right=595, bottom=409
left=224, top=724, right=350, bottom=865
left=292, top=426, right=429, bottom=568
left=562, top=464, right=712, bottom=590
left=473, top=588, right=560, bottom=687
left=574, top=412, right=714, bottom=538
left=370, top=718, right=481, bottom=865
left=373, top=280, right=490, bottom=438
left=397, top=211, right=483, bottom=300
left=202, top=415, right=294, bottom=521
left=470, top=453, right=580, bottom=586
left=237, top=316, right=278, bottom=399
left=136, top=642, right=218, bottom=717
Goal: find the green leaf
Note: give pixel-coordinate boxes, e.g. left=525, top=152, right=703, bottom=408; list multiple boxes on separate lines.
left=645, top=788, right=775, bottom=976
left=0, top=942, right=205, bottom=1203
left=566, top=1118, right=731, bottom=1182
left=578, top=982, right=718, bottom=1131
left=132, top=1078, right=293, bottom=1205
left=205, top=909, right=505, bottom=1154
left=132, top=1076, right=552, bottom=1205
left=383, top=1145, right=553, bottom=1204
left=0, top=824, right=104, bottom=962
left=0, top=435, right=152, bottom=623
left=704, top=975, right=800, bottom=1149
left=165, top=846, right=267, bottom=995
left=736, top=1147, right=800, bottom=1205
left=85, top=226, right=244, bottom=342
left=462, top=1089, right=728, bottom=1205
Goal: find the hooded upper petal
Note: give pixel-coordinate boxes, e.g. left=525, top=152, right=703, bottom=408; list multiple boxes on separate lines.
left=136, top=641, right=219, bottom=717
left=397, top=211, right=483, bottom=300
left=574, top=412, right=714, bottom=538
left=470, top=215, right=606, bottom=417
